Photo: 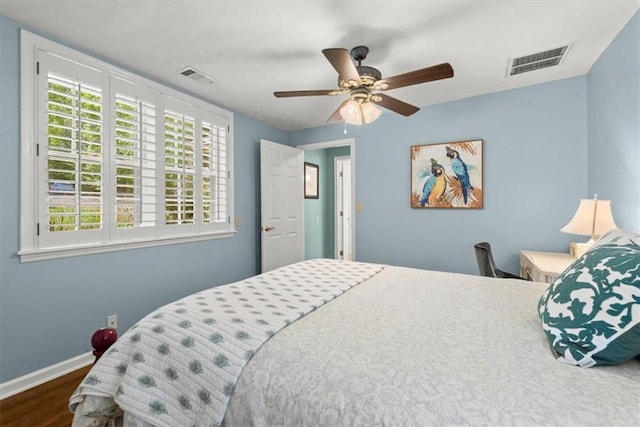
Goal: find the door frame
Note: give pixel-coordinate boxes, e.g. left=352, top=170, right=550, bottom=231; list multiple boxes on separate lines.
left=297, top=138, right=356, bottom=261
left=334, top=155, right=352, bottom=260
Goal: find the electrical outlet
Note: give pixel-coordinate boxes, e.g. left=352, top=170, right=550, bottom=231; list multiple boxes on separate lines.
left=107, top=314, right=118, bottom=329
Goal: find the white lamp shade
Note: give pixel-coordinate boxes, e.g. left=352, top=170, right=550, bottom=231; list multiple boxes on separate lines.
left=340, top=99, right=363, bottom=125
left=561, top=198, right=618, bottom=239
left=361, top=101, right=381, bottom=123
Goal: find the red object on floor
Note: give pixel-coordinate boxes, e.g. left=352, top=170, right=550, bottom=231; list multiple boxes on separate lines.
left=91, top=327, right=117, bottom=363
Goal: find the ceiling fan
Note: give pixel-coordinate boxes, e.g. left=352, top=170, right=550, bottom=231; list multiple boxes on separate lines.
left=274, top=46, right=454, bottom=124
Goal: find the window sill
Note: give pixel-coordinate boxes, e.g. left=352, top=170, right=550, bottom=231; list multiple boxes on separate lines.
left=18, top=230, right=236, bottom=263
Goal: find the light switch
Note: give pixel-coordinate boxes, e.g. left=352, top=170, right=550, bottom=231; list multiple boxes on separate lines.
left=235, top=216, right=241, bottom=226
left=356, top=202, right=364, bottom=212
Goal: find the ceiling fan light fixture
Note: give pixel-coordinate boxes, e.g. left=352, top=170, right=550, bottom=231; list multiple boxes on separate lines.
left=275, top=46, right=453, bottom=124
left=340, top=98, right=381, bottom=125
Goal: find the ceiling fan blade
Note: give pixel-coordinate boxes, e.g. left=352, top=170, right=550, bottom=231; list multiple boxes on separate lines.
left=322, top=48, right=362, bottom=86
left=327, top=99, right=350, bottom=123
left=372, top=93, right=420, bottom=116
left=274, top=89, right=338, bottom=98
left=380, top=63, right=454, bottom=90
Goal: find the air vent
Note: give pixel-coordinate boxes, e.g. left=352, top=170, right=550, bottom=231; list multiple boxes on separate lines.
left=507, top=44, right=571, bottom=77
left=176, top=66, right=216, bottom=85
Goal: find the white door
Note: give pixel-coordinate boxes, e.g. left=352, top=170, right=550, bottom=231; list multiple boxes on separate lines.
left=335, top=156, right=353, bottom=260
left=260, top=139, right=304, bottom=272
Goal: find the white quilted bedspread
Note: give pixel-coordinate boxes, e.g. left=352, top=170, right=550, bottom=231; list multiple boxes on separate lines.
left=224, top=266, right=640, bottom=426
left=69, top=259, right=385, bottom=427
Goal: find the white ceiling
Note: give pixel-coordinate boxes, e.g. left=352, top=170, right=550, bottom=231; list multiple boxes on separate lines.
left=1, top=1, right=638, bottom=131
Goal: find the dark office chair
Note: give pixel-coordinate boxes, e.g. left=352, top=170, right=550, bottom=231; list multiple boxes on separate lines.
left=474, top=242, right=523, bottom=279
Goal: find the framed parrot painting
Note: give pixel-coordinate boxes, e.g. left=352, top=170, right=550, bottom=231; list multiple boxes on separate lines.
left=411, top=139, right=483, bottom=209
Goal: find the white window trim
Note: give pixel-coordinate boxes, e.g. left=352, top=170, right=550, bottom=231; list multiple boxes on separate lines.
left=19, top=30, right=235, bottom=263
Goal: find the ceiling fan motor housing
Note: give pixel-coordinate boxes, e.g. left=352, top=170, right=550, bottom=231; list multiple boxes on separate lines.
left=357, top=65, right=382, bottom=81
left=339, top=65, right=382, bottom=89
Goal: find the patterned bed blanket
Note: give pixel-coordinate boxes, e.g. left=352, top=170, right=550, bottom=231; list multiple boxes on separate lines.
left=69, top=259, right=385, bottom=427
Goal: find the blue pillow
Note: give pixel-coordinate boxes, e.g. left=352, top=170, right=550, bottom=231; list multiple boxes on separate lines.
left=537, top=231, right=640, bottom=367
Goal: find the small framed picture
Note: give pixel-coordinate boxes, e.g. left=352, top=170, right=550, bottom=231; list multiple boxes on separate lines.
left=304, top=162, right=319, bottom=199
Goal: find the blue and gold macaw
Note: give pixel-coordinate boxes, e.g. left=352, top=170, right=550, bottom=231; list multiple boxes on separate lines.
left=446, top=146, right=472, bottom=204
left=420, top=158, right=446, bottom=207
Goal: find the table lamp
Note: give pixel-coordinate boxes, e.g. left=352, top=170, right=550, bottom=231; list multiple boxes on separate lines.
left=561, top=195, right=618, bottom=257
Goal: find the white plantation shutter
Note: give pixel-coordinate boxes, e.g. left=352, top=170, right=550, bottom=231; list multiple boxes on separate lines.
left=112, top=77, right=158, bottom=238
left=163, top=106, right=197, bottom=227
left=201, top=121, right=215, bottom=223
left=21, top=33, right=234, bottom=261
left=202, top=112, right=229, bottom=228
left=39, top=53, right=106, bottom=249
left=217, top=123, right=229, bottom=224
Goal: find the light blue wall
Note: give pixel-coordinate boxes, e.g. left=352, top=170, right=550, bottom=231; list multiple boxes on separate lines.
left=587, top=11, right=639, bottom=232
left=292, top=77, right=588, bottom=275
left=0, top=16, right=288, bottom=382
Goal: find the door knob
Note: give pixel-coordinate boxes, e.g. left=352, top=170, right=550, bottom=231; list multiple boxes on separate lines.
left=263, top=225, right=275, bottom=232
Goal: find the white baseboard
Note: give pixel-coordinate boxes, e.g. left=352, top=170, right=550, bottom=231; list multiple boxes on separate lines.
left=0, top=352, right=93, bottom=400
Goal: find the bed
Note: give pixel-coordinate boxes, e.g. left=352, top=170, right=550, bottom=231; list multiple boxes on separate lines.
left=70, top=236, right=640, bottom=426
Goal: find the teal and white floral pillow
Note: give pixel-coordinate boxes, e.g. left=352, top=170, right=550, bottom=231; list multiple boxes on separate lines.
left=590, top=228, right=640, bottom=249
left=537, top=230, right=640, bottom=367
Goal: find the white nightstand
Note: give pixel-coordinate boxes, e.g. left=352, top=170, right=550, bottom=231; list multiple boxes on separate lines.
left=520, top=251, right=577, bottom=284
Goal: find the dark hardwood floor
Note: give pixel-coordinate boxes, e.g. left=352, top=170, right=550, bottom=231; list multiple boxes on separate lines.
left=0, top=365, right=91, bottom=427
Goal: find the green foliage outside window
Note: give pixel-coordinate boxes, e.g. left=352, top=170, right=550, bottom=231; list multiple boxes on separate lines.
left=47, top=78, right=103, bottom=231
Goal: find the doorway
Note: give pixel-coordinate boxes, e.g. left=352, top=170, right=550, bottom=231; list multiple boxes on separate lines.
left=298, top=138, right=355, bottom=261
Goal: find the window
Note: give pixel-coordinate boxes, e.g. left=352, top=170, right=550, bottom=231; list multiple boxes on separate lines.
left=20, top=31, right=234, bottom=262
